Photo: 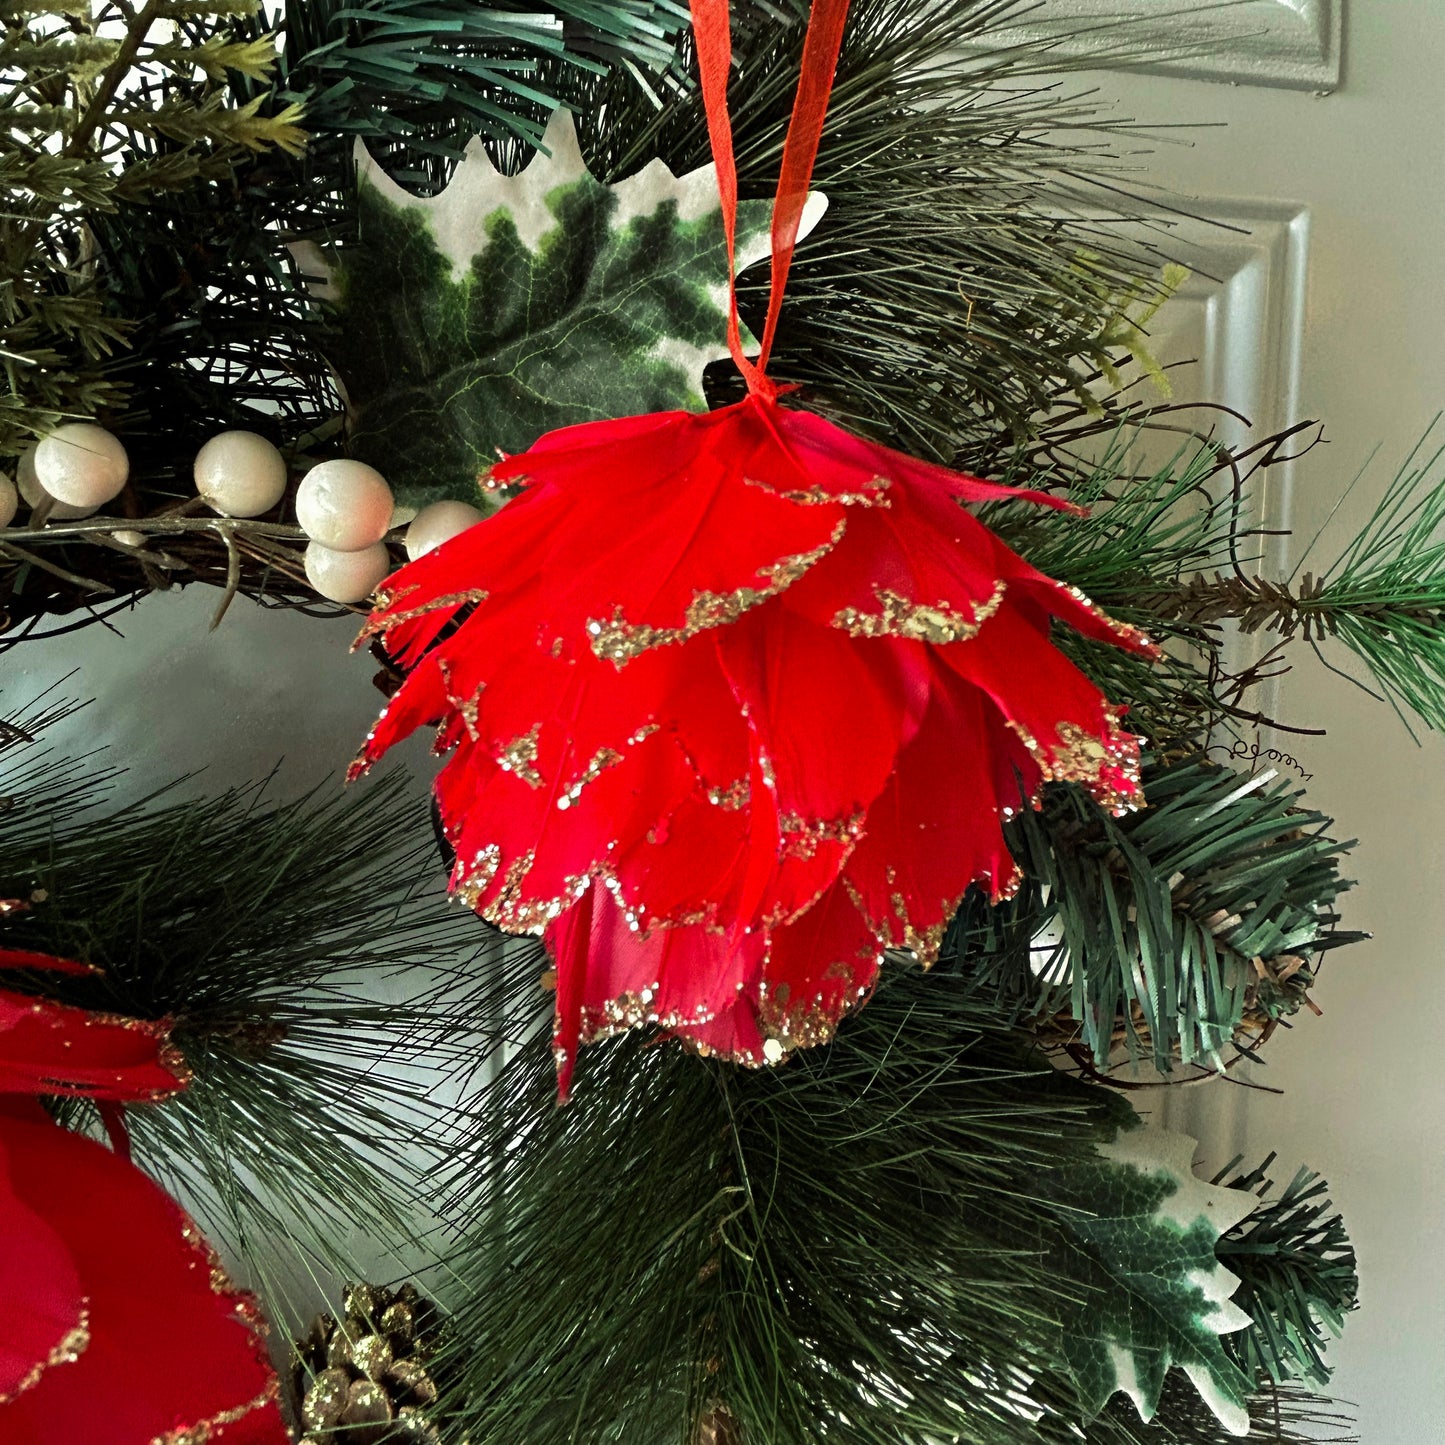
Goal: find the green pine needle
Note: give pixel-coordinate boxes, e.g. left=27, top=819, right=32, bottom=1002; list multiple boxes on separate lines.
left=1216, top=1156, right=1359, bottom=1391
left=957, top=753, right=1361, bottom=1074
left=0, top=693, right=488, bottom=1299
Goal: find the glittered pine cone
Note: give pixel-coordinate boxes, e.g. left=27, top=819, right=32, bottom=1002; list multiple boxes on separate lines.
left=292, top=1282, right=445, bottom=1445
left=353, top=394, right=1155, bottom=1096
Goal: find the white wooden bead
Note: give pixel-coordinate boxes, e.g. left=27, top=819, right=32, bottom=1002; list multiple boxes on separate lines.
left=194, top=430, right=288, bottom=517
left=295, top=459, right=394, bottom=551
left=0, top=475, right=16, bottom=529
left=404, top=500, right=486, bottom=561
left=17, top=446, right=97, bottom=519
left=304, top=540, right=392, bottom=603
left=33, top=423, right=129, bottom=508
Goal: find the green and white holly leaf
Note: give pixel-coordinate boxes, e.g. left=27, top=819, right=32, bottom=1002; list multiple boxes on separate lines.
left=1050, top=1122, right=1259, bottom=1435
left=325, top=108, right=827, bottom=509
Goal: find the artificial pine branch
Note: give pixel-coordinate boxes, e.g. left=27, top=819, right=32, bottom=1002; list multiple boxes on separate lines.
left=290, top=0, right=689, bottom=180
left=0, top=693, right=484, bottom=1302
left=1, top=0, right=307, bottom=455
left=956, top=754, right=1361, bottom=1075
left=1215, top=1157, right=1358, bottom=1390
left=428, top=937, right=1349, bottom=1445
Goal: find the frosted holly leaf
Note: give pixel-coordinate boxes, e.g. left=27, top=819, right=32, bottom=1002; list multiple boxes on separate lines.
left=1053, top=1124, right=1259, bottom=1436
left=326, top=109, right=827, bottom=508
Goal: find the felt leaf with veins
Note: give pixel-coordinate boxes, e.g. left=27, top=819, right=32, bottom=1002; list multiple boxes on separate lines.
left=326, top=109, right=826, bottom=508
left=1050, top=1123, right=1259, bottom=1436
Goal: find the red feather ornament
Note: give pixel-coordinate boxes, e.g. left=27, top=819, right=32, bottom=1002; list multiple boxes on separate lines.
left=353, top=0, right=1156, bottom=1097
left=0, top=950, right=289, bottom=1443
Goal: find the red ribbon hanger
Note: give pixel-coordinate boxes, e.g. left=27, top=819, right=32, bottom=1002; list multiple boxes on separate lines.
left=689, top=0, right=852, bottom=400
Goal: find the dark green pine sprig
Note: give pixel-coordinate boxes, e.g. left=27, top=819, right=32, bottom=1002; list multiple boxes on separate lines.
left=956, top=753, right=1361, bottom=1077
left=0, top=693, right=483, bottom=1294
left=290, top=0, right=691, bottom=184
left=1216, top=1156, right=1359, bottom=1391
left=423, top=930, right=1350, bottom=1445
left=1146, top=422, right=1445, bottom=739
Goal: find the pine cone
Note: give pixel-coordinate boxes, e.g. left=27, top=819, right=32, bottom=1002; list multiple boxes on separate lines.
left=291, top=1282, right=446, bottom=1445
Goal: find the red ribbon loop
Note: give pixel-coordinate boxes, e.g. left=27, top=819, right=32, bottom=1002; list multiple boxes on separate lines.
left=689, top=0, right=851, bottom=398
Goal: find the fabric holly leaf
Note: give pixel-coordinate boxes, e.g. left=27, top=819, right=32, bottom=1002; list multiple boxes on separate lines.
left=325, top=109, right=826, bottom=509
left=1050, top=1123, right=1259, bottom=1435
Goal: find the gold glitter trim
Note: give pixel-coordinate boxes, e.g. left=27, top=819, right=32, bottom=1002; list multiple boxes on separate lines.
left=439, top=659, right=483, bottom=742
left=745, top=473, right=892, bottom=507
left=707, top=777, right=750, bottom=810
left=496, top=725, right=542, bottom=789
left=1052, top=581, right=1159, bottom=655
left=353, top=587, right=489, bottom=649
left=574, top=987, right=720, bottom=1050
left=832, top=579, right=1006, bottom=644
left=479, top=854, right=596, bottom=934
left=0, top=1303, right=90, bottom=1405
left=149, top=1379, right=282, bottom=1445
left=586, top=521, right=846, bottom=665
left=453, top=844, right=501, bottom=910
left=777, top=810, right=865, bottom=862
left=1007, top=712, right=1142, bottom=815
left=557, top=747, right=623, bottom=810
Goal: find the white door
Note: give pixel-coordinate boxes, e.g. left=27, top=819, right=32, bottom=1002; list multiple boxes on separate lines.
left=1055, top=7, right=1445, bottom=1440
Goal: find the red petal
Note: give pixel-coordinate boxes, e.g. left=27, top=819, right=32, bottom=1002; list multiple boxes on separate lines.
left=844, top=667, right=1019, bottom=966
left=0, top=1113, right=287, bottom=1444
left=0, top=1102, right=85, bottom=1409
left=547, top=882, right=766, bottom=1097
left=938, top=606, right=1143, bottom=812
left=716, top=605, right=925, bottom=825
left=0, top=985, right=187, bottom=1103
left=0, top=951, right=96, bottom=977
left=760, top=881, right=882, bottom=1048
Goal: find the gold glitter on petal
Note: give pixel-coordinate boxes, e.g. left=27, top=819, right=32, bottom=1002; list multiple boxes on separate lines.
left=439, top=659, right=483, bottom=742
left=1051, top=581, right=1159, bottom=655
left=832, top=579, right=1006, bottom=644
left=1007, top=711, right=1142, bottom=815
left=587, top=522, right=847, bottom=666
left=149, top=1380, right=282, bottom=1445
left=452, top=844, right=501, bottom=910
left=480, top=859, right=598, bottom=935
left=707, top=777, right=750, bottom=810
left=496, top=724, right=542, bottom=788
left=745, top=473, right=892, bottom=507
left=777, top=809, right=865, bottom=862
left=557, top=747, right=623, bottom=810
left=353, top=588, right=489, bottom=649
left=0, top=1304, right=91, bottom=1405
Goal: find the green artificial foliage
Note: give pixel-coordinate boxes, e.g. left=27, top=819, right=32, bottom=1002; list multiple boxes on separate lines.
left=1156, top=423, right=1445, bottom=737
left=566, top=0, right=1183, bottom=464
left=428, top=937, right=1297, bottom=1445
left=962, top=754, right=1360, bottom=1075
left=1050, top=1124, right=1256, bottom=1432
left=331, top=110, right=782, bottom=505
left=0, top=0, right=305, bottom=456
left=1216, top=1157, right=1359, bottom=1390
left=325, top=0, right=1189, bottom=480
left=0, top=694, right=480, bottom=1293
left=291, top=0, right=689, bottom=181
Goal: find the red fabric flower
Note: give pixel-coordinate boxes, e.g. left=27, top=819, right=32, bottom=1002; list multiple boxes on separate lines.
left=355, top=394, right=1155, bottom=1095
left=0, top=949, right=288, bottom=1443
